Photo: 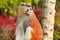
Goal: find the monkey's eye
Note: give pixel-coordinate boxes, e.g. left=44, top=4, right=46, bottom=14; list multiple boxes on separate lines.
left=27, top=5, right=31, bottom=7
left=27, top=9, right=29, bottom=12
left=21, top=4, right=23, bottom=6
left=21, top=4, right=26, bottom=6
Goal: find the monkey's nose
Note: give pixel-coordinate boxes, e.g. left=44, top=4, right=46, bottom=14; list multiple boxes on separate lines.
left=26, top=10, right=33, bottom=15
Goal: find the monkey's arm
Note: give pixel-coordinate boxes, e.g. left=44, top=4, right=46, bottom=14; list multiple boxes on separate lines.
left=24, top=26, right=33, bottom=40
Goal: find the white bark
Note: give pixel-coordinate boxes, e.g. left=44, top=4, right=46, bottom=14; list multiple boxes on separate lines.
left=42, top=0, right=56, bottom=40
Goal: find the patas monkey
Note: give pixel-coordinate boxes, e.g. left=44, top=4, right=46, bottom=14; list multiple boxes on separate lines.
left=16, top=2, right=33, bottom=40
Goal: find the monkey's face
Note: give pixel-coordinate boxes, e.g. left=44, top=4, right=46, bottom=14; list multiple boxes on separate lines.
left=21, top=2, right=33, bottom=16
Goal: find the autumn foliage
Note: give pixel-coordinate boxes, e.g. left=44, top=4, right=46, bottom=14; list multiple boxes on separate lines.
left=33, top=8, right=42, bottom=22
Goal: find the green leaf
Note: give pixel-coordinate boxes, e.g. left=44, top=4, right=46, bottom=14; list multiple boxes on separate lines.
left=34, top=0, right=40, bottom=4
left=23, top=0, right=32, bottom=4
left=3, top=8, right=8, bottom=15
left=54, top=30, right=60, bottom=40
left=55, top=20, right=60, bottom=27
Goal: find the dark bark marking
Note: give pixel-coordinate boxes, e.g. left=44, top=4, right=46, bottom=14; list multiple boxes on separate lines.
left=50, top=1, right=55, bottom=4
left=50, top=12, right=52, bottom=14
left=43, top=33, right=48, bottom=35
left=42, top=17, right=47, bottom=19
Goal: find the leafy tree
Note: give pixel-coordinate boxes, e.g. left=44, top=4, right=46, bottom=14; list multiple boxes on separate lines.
left=32, top=0, right=40, bottom=8
left=0, top=0, right=22, bottom=16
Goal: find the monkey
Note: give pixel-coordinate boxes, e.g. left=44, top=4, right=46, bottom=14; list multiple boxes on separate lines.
left=15, top=2, right=33, bottom=40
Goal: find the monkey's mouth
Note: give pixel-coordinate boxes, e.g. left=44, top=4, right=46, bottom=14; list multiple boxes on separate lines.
left=26, top=11, right=33, bottom=16
left=26, top=13, right=29, bottom=16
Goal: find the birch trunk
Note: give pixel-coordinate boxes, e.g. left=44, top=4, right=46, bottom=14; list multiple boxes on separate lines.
left=42, top=0, right=56, bottom=40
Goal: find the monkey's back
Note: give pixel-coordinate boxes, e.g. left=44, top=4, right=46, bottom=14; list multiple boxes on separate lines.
left=30, top=13, right=43, bottom=40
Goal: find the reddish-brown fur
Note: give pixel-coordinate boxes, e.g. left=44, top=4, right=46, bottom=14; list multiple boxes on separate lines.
left=29, top=13, right=43, bottom=40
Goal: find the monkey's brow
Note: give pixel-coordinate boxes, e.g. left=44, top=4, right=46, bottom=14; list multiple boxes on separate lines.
left=26, top=5, right=31, bottom=7
left=21, top=4, right=27, bottom=6
left=21, top=4, right=31, bottom=7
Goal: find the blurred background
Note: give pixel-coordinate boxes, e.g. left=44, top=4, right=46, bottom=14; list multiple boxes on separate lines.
left=0, top=0, right=60, bottom=40
left=54, top=0, right=60, bottom=40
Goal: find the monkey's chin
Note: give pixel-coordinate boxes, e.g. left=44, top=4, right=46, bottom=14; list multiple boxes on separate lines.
left=27, top=11, right=33, bottom=16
